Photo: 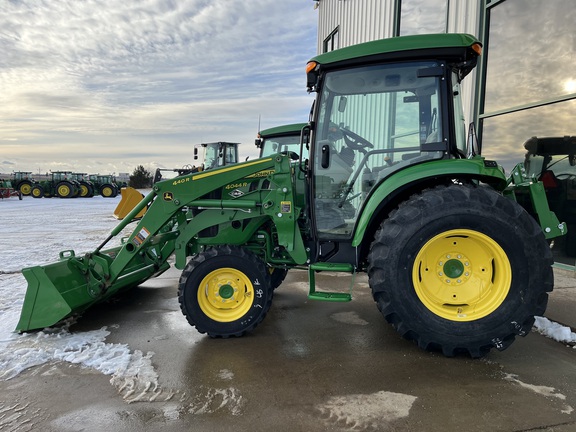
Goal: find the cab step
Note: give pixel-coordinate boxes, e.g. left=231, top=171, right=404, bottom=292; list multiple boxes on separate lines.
left=307, top=262, right=355, bottom=302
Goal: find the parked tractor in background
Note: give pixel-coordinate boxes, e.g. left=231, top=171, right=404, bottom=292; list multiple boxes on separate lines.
left=17, top=34, right=566, bottom=358
left=115, top=142, right=241, bottom=220
left=70, top=173, right=95, bottom=198
left=31, top=171, right=80, bottom=198
left=255, top=124, right=308, bottom=288
left=513, top=136, right=576, bottom=258
left=89, top=174, right=119, bottom=198
left=256, top=123, right=308, bottom=159
left=11, top=171, right=38, bottom=196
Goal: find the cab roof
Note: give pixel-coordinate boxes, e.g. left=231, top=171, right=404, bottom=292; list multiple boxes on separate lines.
left=309, top=33, right=481, bottom=69
left=258, top=123, right=307, bottom=138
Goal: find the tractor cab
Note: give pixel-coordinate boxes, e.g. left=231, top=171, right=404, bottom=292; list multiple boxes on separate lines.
left=195, top=142, right=239, bottom=170
left=256, top=123, right=308, bottom=159
left=304, top=34, right=481, bottom=256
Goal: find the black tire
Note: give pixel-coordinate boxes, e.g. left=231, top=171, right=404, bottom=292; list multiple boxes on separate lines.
left=269, top=267, right=288, bottom=290
left=18, top=180, right=33, bottom=196
left=31, top=185, right=44, bottom=198
left=178, top=245, right=273, bottom=337
left=100, top=184, right=115, bottom=197
left=56, top=181, right=74, bottom=198
left=367, top=184, right=553, bottom=358
left=78, top=181, right=93, bottom=198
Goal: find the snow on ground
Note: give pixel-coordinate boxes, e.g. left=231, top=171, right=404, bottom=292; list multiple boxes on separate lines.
left=0, top=194, right=163, bottom=401
left=0, top=194, right=575, bottom=400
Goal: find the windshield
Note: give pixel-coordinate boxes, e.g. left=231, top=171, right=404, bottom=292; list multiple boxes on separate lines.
left=313, top=61, right=445, bottom=239
left=261, top=135, right=309, bottom=159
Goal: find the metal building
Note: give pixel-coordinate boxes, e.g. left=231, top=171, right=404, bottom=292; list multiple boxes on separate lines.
left=312, top=0, right=576, bottom=269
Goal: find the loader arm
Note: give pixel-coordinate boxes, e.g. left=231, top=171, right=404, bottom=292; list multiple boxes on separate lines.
left=17, top=154, right=308, bottom=332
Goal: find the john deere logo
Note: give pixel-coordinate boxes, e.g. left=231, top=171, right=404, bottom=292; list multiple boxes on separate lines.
left=163, top=192, right=174, bottom=201
left=229, top=189, right=244, bottom=198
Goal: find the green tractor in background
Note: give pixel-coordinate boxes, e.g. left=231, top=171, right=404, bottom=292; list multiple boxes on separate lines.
left=115, top=142, right=241, bottom=220
left=256, top=124, right=308, bottom=158
left=513, top=136, right=576, bottom=260
left=89, top=174, right=119, bottom=198
left=70, top=173, right=95, bottom=198
left=16, top=33, right=567, bottom=358
left=255, top=123, right=308, bottom=288
left=31, top=171, right=81, bottom=198
left=11, top=171, right=38, bottom=196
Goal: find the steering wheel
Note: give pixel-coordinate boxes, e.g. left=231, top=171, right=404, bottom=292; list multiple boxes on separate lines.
left=556, top=173, right=576, bottom=180
left=339, top=127, right=374, bottom=153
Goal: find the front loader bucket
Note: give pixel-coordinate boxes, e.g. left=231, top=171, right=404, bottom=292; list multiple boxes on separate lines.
left=16, top=260, right=94, bottom=332
left=114, top=187, right=146, bottom=220
left=16, top=248, right=170, bottom=332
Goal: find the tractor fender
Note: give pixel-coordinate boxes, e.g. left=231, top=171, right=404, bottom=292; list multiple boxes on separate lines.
left=351, top=158, right=508, bottom=248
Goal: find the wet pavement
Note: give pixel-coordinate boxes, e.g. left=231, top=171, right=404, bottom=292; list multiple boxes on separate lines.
left=2, top=267, right=576, bottom=432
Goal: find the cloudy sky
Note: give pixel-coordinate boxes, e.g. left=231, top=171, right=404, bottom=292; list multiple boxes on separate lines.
left=0, top=0, right=318, bottom=175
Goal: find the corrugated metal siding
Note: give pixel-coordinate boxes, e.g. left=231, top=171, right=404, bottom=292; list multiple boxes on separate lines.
left=316, top=0, right=396, bottom=53
left=315, top=0, right=482, bottom=130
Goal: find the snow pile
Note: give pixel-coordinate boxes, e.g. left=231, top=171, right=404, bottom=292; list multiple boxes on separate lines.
left=533, top=316, right=576, bottom=347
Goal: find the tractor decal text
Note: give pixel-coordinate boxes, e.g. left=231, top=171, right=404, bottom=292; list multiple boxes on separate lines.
left=225, top=182, right=248, bottom=190
left=246, top=169, right=274, bottom=179
left=193, top=158, right=274, bottom=180
left=172, top=177, right=190, bottom=186
left=132, top=227, right=150, bottom=246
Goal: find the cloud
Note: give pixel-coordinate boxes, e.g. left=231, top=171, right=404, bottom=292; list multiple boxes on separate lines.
left=0, top=0, right=317, bottom=174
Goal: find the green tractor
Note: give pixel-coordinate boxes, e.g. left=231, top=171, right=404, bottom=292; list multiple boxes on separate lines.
left=512, top=136, right=576, bottom=259
left=70, top=173, right=95, bottom=198
left=11, top=171, right=38, bottom=196
left=89, top=174, right=119, bottom=198
left=31, top=171, right=80, bottom=198
left=255, top=123, right=308, bottom=288
left=115, top=142, right=241, bottom=220
left=16, top=34, right=566, bottom=358
left=256, top=124, right=308, bottom=158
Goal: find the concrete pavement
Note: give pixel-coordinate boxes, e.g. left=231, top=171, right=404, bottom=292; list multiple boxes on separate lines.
left=1, top=267, right=575, bottom=431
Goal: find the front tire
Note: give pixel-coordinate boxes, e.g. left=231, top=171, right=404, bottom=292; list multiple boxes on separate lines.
left=100, top=184, right=116, bottom=197
left=31, top=185, right=44, bottom=198
left=367, top=184, right=553, bottom=358
left=178, top=245, right=273, bottom=337
left=18, top=180, right=32, bottom=196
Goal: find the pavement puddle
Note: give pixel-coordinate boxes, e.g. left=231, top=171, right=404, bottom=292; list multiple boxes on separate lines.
left=504, top=373, right=574, bottom=414
left=316, top=390, right=417, bottom=430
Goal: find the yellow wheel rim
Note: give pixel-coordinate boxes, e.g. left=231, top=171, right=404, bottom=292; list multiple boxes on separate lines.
left=197, top=268, right=254, bottom=322
left=20, top=184, right=32, bottom=195
left=58, top=185, right=70, bottom=197
left=32, top=188, right=42, bottom=197
left=102, top=187, right=112, bottom=197
left=80, top=185, right=89, bottom=197
left=412, top=229, right=511, bottom=322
